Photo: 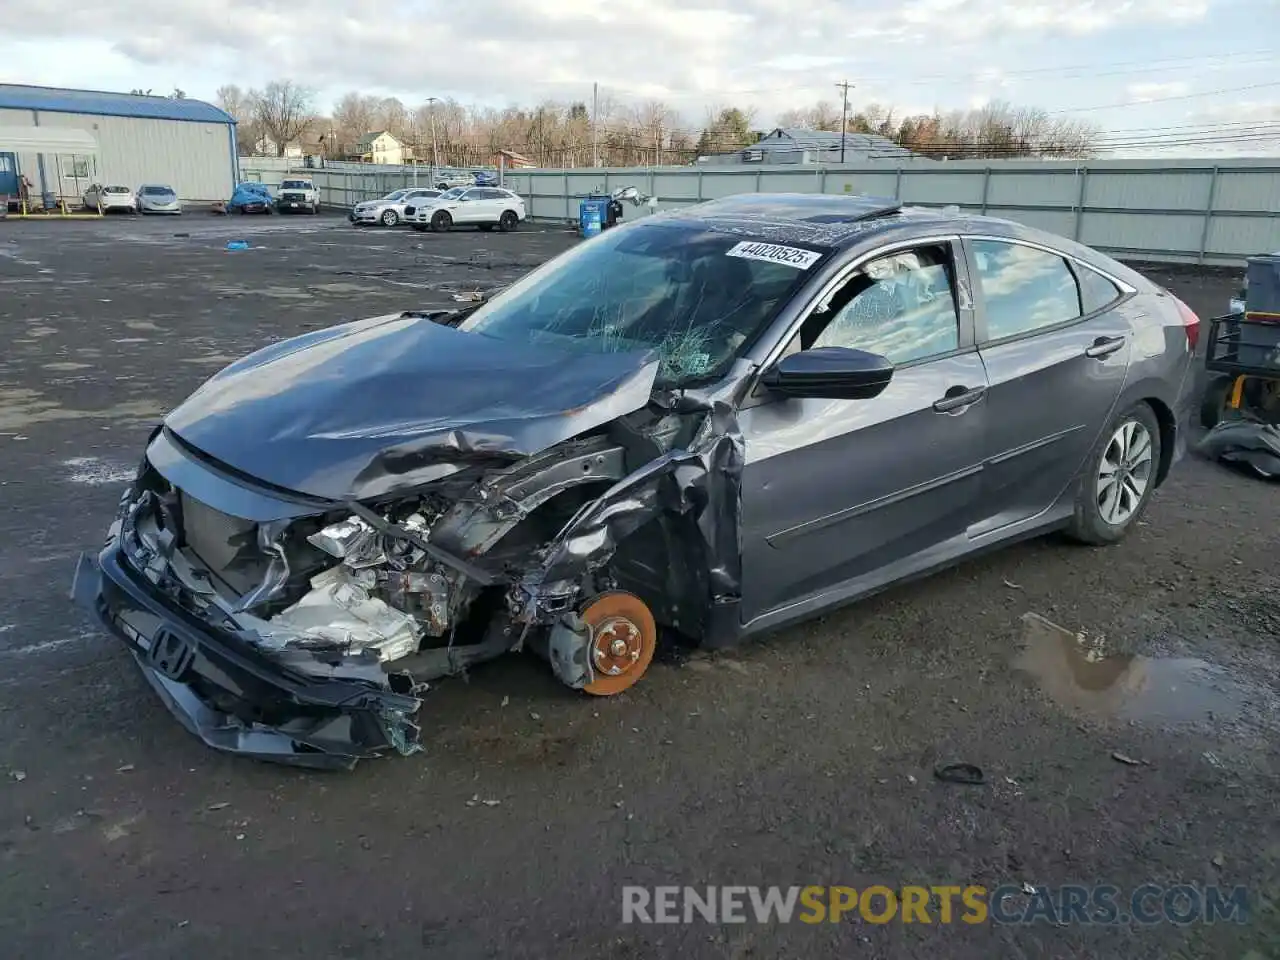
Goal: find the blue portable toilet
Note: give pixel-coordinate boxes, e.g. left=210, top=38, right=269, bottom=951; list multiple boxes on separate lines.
left=579, top=196, right=609, bottom=238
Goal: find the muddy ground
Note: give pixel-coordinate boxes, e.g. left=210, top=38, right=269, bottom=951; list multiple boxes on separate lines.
left=0, top=213, right=1276, bottom=960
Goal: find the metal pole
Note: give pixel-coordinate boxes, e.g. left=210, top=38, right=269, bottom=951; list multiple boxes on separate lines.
left=592, top=82, right=599, bottom=168
left=1073, top=167, right=1087, bottom=241
left=1198, top=166, right=1220, bottom=265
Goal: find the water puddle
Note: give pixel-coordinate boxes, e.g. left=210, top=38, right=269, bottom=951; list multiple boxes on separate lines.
left=1014, top=613, right=1254, bottom=725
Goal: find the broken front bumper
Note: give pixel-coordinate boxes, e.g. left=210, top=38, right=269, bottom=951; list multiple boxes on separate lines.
left=72, top=543, right=423, bottom=771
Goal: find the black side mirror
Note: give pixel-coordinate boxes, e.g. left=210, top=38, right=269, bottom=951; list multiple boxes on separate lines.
left=760, top=346, right=894, bottom=400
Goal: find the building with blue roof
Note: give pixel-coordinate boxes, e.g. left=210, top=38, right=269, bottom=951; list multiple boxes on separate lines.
left=0, top=83, right=238, bottom=206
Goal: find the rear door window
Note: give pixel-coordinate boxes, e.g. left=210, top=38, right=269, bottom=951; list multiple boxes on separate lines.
left=970, top=239, right=1082, bottom=341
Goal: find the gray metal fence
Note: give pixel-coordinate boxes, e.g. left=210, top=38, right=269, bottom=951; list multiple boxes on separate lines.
left=241, top=157, right=1280, bottom=266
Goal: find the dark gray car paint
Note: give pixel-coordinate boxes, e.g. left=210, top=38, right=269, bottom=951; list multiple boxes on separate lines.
left=74, top=194, right=1195, bottom=769
left=163, top=312, right=660, bottom=501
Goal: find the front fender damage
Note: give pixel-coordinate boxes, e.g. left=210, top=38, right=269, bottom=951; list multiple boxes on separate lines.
left=78, top=390, right=745, bottom=769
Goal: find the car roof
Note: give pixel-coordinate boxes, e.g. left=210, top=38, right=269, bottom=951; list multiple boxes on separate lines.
left=657, top=191, right=1139, bottom=275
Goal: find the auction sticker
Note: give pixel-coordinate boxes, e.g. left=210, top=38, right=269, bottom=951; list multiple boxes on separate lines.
left=726, top=241, right=822, bottom=269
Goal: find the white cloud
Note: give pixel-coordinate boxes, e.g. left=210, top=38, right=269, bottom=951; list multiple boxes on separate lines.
left=1127, top=81, right=1192, bottom=102
left=0, top=0, right=1229, bottom=128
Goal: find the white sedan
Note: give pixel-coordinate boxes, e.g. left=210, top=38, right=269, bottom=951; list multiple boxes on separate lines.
left=83, top=184, right=138, bottom=213
left=406, top=186, right=527, bottom=233
left=349, top=188, right=442, bottom=227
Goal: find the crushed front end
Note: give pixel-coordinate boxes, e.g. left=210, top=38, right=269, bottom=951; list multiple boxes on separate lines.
left=74, top=384, right=743, bottom=770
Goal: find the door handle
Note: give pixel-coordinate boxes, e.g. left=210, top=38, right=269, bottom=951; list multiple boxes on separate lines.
left=933, top=385, right=987, bottom=413
left=1085, top=335, right=1126, bottom=359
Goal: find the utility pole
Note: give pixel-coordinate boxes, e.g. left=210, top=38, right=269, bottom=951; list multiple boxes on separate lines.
left=426, top=97, right=440, bottom=186
left=835, top=79, right=853, bottom=163
left=592, top=82, right=599, bottom=168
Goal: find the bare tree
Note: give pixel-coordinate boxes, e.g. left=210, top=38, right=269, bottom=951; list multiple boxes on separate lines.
left=333, top=92, right=379, bottom=155
left=777, top=101, right=842, bottom=131
left=251, top=80, right=316, bottom=157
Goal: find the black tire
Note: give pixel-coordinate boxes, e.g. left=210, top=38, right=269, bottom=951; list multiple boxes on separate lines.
left=478, top=223, right=494, bottom=232
left=1065, top=403, right=1162, bottom=545
left=436, top=183, right=449, bottom=191
left=431, top=210, right=452, bottom=232
left=498, top=210, right=519, bottom=232
left=1199, top=374, right=1235, bottom=429
left=381, top=209, right=399, bottom=227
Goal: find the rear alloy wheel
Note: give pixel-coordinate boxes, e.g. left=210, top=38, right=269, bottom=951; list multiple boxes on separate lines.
left=498, top=210, right=519, bottom=232
left=579, top=592, right=657, bottom=696
left=431, top=210, right=453, bottom=232
left=380, top=209, right=399, bottom=227
left=1066, top=403, right=1161, bottom=545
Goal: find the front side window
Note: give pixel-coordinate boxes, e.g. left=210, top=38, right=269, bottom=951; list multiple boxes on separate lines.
left=459, top=222, right=826, bottom=385
left=971, top=239, right=1082, bottom=341
left=440, top=187, right=467, bottom=200
left=798, top=244, right=962, bottom=365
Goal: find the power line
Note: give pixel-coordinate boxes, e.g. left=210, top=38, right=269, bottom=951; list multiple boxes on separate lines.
left=1048, top=81, right=1280, bottom=114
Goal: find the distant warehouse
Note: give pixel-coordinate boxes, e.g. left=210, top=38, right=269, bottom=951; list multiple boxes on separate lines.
left=0, top=84, right=237, bottom=206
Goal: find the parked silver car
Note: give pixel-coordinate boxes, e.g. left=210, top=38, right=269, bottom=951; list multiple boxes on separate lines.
left=83, top=184, right=137, bottom=213
left=73, top=193, right=1199, bottom=768
left=136, top=184, right=182, bottom=214
left=349, top=188, right=442, bottom=227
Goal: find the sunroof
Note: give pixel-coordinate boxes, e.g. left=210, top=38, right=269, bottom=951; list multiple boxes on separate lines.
left=691, top=193, right=903, bottom=224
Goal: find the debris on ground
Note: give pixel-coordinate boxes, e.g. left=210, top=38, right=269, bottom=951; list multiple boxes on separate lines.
left=1003, top=579, right=1023, bottom=590
left=206, top=802, right=231, bottom=811
left=933, top=762, right=986, bottom=785
left=466, top=795, right=502, bottom=807
left=226, top=240, right=250, bottom=251
left=116, top=764, right=135, bottom=773
left=1111, top=751, right=1147, bottom=766
left=451, top=291, right=484, bottom=302
left=10, top=770, right=26, bottom=782
left=1197, top=420, right=1280, bottom=479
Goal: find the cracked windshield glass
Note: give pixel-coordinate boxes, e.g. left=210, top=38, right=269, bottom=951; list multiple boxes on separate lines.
left=459, top=221, right=825, bottom=384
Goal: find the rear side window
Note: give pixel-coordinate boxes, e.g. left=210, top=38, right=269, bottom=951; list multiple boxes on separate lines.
left=971, top=240, right=1082, bottom=341
left=1076, top=265, right=1123, bottom=314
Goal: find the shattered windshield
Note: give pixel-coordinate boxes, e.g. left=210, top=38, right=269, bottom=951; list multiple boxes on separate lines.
left=458, top=221, right=826, bottom=385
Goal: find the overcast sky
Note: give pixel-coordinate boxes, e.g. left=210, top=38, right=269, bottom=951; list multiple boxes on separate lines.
left=2, top=0, right=1278, bottom=154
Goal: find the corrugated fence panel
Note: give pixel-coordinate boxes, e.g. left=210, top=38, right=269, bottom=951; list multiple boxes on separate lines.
left=1084, top=169, right=1211, bottom=212
left=985, top=170, right=1081, bottom=208
left=1081, top=212, right=1205, bottom=253
left=901, top=170, right=985, bottom=205
left=997, top=209, right=1077, bottom=236
left=241, top=158, right=1280, bottom=265
left=1207, top=216, right=1280, bottom=258
left=823, top=171, right=899, bottom=197
left=1214, top=168, right=1280, bottom=213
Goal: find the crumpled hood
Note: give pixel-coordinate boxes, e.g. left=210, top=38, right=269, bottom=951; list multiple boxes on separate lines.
left=164, top=313, right=660, bottom=501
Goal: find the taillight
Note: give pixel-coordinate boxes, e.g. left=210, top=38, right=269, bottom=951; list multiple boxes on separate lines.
left=1173, top=296, right=1200, bottom=351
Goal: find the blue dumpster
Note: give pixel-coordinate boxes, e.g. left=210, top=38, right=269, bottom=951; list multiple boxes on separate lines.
left=579, top=196, right=608, bottom=238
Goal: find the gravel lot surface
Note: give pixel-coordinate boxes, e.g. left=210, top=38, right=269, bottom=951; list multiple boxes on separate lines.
left=0, top=213, right=1276, bottom=959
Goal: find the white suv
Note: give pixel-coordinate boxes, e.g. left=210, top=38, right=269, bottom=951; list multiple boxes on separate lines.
left=407, top=186, right=527, bottom=233
left=276, top=178, right=320, bottom=214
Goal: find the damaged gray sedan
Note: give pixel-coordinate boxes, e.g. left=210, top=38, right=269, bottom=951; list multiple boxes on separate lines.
left=73, top=193, right=1198, bottom=769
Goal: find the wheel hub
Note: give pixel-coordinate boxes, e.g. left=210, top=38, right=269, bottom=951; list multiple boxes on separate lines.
left=578, top=592, right=657, bottom=696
